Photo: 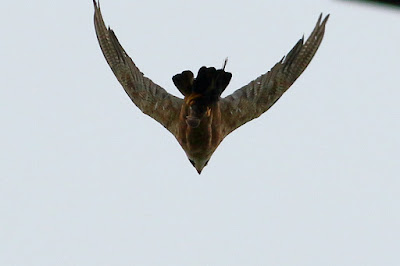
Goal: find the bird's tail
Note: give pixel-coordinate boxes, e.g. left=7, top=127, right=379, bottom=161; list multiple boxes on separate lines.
left=173, top=66, right=232, bottom=99
left=193, top=66, right=232, bottom=100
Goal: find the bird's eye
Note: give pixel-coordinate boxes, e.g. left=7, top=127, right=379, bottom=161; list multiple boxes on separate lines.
left=189, top=159, right=195, bottom=167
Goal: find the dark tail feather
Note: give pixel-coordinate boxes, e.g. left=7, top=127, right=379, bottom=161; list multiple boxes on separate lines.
left=215, top=69, right=232, bottom=95
left=193, top=67, right=232, bottom=98
left=172, top=70, right=194, bottom=96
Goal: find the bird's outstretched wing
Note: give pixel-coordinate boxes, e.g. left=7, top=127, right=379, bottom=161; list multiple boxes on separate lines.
left=220, top=14, right=329, bottom=137
left=93, top=0, right=183, bottom=137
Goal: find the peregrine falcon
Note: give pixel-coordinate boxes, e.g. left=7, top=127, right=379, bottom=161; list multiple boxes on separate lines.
left=93, top=0, right=329, bottom=174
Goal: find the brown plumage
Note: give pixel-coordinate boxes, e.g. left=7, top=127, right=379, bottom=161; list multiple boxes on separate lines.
left=93, top=0, right=329, bottom=174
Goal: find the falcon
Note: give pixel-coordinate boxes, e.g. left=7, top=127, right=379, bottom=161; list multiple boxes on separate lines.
left=93, top=0, right=329, bottom=174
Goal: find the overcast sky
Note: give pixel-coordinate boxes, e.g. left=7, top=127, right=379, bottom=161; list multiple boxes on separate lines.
left=1, top=0, right=399, bottom=265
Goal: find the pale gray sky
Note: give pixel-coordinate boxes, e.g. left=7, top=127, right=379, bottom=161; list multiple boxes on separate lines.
left=1, top=0, right=399, bottom=265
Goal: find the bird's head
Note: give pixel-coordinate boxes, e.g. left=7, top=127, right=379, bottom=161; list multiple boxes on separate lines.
left=188, top=156, right=210, bottom=175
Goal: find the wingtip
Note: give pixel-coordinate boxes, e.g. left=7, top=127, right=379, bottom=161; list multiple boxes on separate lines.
left=317, top=12, right=331, bottom=26
left=318, top=13, right=323, bottom=22
left=93, top=0, right=100, bottom=9
left=323, top=14, right=330, bottom=24
left=318, top=13, right=330, bottom=26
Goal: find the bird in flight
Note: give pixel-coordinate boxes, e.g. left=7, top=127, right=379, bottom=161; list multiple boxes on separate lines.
left=93, top=0, right=329, bottom=174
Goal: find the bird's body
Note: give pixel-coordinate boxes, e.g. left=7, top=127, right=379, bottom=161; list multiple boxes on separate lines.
left=178, top=104, right=220, bottom=173
left=178, top=102, right=220, bottom=160
left=174, top=66, right=232, bottom=173
left=93, top=0, right=329, bottom=174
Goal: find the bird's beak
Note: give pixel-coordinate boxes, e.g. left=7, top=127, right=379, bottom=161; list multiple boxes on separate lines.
left=196, top=167, right=203, bottom=175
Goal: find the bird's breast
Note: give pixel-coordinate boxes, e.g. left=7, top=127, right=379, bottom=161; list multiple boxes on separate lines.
left=177, top=102, right=223, bottom=158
